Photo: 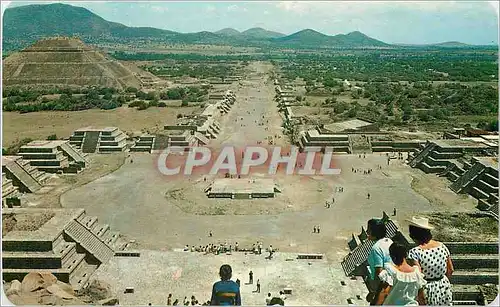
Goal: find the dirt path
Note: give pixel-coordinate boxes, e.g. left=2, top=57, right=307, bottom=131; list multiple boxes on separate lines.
left=214, top=61, right=286, bottom=148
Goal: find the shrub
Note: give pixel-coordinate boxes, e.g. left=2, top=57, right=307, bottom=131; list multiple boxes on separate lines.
left=46, top=134, right=57, bottom=140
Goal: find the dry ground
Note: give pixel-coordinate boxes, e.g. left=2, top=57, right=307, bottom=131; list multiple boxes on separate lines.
left=22, top=153, right=126, bottom=209
left=10, top=61, right=489, bottom=306
left=2, top=106, right=199, bottom=146
left=59, top=62, right=478, bottom=260
left=95, top=251, right=368, bottom=306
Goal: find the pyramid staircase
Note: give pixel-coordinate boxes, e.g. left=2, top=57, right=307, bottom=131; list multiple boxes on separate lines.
left=130, top=135, right=156, bottom=153
left=348, top=134, right=372, bottom=154
left=408, top=142, right=436, bottom=168
left=2, top=173, right=22, bottom=208
left=2, top=156, right=47, bottom=192
left=81, top=131, right=101, bottom=153
left=341, top=212, right=400, bottom=277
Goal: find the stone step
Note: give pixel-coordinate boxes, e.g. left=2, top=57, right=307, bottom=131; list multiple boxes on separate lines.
left=470, top=186, right=490, bottom=200
left=2, top=184, right=19, bottom=196
left=452, top=300, right=478, bottom=305
left=70, top=261, right=98, bottom=292
left=84, top=216, right=98, bottom=229
left=103, top=231, right=120, bottom=247
left=95, top=224, right=110, bottom=239
left=62, top=252, right=86, bottom=273
left=64, top=220, right=114, bottom=264
left=476, top=179, right=498, bottom=194
left=452, top=254, right=499, bottom=269
left=450, top=269, right=499, bottom=285
left=482, top=173, right=498, bottom=187
left=55, top=241, right=77, bottom=262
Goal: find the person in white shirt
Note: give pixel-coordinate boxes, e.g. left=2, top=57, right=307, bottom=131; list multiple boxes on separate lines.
left=279, top=291, right=286, bottom=301
left=376, top=242, right=426, bottom=305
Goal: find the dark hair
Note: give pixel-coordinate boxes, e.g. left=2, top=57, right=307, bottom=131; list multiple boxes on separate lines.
left=389, top=242, right=408, bottom=265
left=219, top=264, right=232, bottom=280
left=409, top=225, right=432, bottom=244
left=367, top=218, right=386, bottom=240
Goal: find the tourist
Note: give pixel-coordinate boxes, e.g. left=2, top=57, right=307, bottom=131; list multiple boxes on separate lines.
left=266, top=293, right=272, bottom=305
left=256, top=279, right=261, bottom=293
left=184, top=297, right=189, bottom=306
left=313, top=226, right=317, bottom=233
left=191, top=296, right=196, bottom=305
left=279, top=291, right=287, bottom=302
left=209, top=231, right=213, bottom=237
left=317, top=225, right=320, bottom=233
left=375, top=242, right=426, bottom=305
left=249, top=270, right=254, bottom=284
left=173, top=299, right=179, bottom=306
left=365, top=218, right=393, bottom=305
left=168, top=294, right=173, bottom=305
left=210, top=264, right=242, bottom=306
left=407, top=217, right=454, bottom=306
left=393, top=208, right=397, bottom=216
left=259, top=242, right=263, bottom=254
left=367, top=193, right=371, bottom=199
left=235, top=242, right=239, bottom=252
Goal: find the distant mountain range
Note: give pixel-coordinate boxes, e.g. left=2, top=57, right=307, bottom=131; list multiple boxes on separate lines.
left=3, top=3, right=476, bottom=52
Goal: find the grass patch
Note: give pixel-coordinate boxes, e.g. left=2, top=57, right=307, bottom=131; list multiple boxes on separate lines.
left=424, top=212, right=498, bottom=242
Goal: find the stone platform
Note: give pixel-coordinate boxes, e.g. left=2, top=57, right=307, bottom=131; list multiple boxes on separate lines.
left=206, top=178, right=277, bottom=199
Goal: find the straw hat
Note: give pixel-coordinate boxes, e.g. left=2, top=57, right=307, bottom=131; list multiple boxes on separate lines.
left=407, top=216, right=434, bottom=230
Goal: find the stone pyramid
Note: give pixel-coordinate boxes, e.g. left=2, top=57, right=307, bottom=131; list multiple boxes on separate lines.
left=3, top=37, right=141, bottom=90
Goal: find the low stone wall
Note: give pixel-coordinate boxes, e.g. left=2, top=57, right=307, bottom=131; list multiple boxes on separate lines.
left=3, top=256, right=62, bottom=269
left=2, top=240, right=53, bottom=252
left=444, top=242, right=498, bottom=254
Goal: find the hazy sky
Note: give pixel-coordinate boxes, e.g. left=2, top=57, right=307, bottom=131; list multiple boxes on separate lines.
left=3, top=1, right=500, bottom=45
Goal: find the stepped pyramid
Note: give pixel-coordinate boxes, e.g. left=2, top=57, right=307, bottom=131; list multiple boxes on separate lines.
left=3, top=37, right=141, bottom=89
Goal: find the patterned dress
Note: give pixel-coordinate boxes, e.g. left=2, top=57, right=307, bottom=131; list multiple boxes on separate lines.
left=408, top=243, right=452, bottom=306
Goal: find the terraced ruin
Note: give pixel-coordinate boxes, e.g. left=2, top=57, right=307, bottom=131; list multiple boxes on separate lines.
left=3, top=37, right=141, bottom=89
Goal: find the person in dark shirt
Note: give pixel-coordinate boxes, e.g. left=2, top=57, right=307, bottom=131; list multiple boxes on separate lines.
left=210, top=264, right=241, bottom=306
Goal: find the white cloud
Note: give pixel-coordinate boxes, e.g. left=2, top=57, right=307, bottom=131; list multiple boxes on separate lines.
left=227, top=4, right=239, bottom=12
left=227, top=4, right=247, bottom=13
left=488, top=0, right=499, bottom=17
left=151, top=5, right=168, bottom=13
left=275, top=1, right=311, bottom=14
left=205, top=5, right=216, bottom=13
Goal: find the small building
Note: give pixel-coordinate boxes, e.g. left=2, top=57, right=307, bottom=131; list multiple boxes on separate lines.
left=70, top=127, right=127, bottom=153
left=323, top=119, right=378, bottom=133
left=18, top=140, right=86, bottom=173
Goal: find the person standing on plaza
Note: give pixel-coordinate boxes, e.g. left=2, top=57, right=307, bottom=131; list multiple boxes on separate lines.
left=211, top=264, right=241, bottom=306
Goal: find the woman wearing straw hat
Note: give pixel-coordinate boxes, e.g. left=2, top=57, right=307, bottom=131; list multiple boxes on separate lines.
left=407, top=217, right=454, bottom=306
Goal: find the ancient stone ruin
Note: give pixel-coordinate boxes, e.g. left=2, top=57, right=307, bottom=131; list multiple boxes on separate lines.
left=2, top=37, right=141, bottom=90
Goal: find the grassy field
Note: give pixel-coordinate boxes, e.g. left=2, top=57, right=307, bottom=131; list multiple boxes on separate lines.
left=2, top=105, right=199, bottom=146
left=451, top=115, right=498, bottom=124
